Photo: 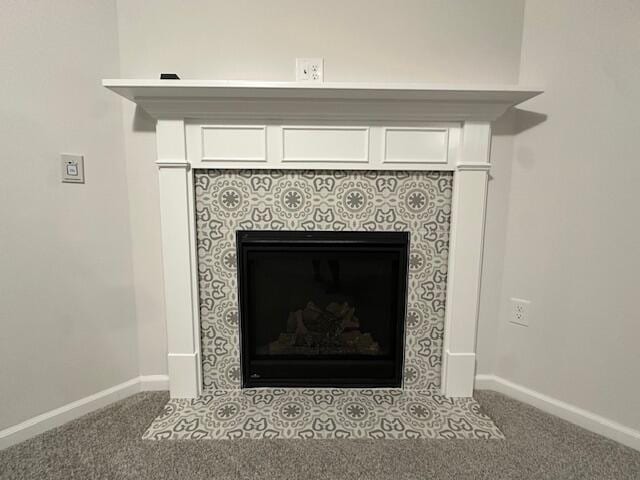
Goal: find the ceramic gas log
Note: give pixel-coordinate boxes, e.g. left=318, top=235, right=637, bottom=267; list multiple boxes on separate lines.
left=263, top=301, right=381, bottom=356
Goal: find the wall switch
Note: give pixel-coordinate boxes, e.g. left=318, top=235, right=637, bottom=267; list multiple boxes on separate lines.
left=510, top=298, right=531, bottom=327
left=296, top=58, right=323, bottom=82
left=61, top=154, right=84, bottom=183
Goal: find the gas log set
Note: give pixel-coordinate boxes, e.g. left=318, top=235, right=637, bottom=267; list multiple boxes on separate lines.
left=261, top=301, right=382, bottom=356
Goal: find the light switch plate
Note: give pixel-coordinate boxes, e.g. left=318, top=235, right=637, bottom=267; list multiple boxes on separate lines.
left=61, top=154, right=84, bottom=183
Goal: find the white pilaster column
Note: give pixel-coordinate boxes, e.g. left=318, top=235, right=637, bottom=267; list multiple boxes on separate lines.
left=156, top=119, right=202, bottom=398
left=441, top=121, right=491, bottom=397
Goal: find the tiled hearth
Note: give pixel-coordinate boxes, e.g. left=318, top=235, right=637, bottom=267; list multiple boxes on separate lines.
left=143, top=389, right=502, bottom=440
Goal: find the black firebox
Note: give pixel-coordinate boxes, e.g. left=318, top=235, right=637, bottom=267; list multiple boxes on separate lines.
left=237, top=231, right=409, bottom=388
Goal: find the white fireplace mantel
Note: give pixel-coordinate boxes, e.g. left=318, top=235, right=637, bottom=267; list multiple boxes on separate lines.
left=104, top=79, right=541, bottom=399
left=104, top=79, right=539, bottom=122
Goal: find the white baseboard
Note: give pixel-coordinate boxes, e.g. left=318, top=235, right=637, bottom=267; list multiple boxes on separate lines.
left=0, top=374, right=169, bottom=451
left=475, top=374, right=640, bottom=452
left=139, top=374, right=170, bottom=391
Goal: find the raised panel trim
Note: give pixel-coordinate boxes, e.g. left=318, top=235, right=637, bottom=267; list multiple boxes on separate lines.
left=382, top=127, right=449, bottom=165
left=201, top=125, right=267, bottom=162
left=281, top=126, right=370, bottom=163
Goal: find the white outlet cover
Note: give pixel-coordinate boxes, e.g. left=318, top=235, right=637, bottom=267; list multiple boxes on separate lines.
left=510, top=297, right=531, bottom=327
left=296, top=58, right=323, bottom=83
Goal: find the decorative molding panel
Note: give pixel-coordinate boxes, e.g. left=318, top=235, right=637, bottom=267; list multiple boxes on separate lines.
left=382, top=127, right=449, bottom=165
left=201, top=125, right=267, bottom=162
left=187, top=123, right=460, bottom=171
left=282, top=126, right=369, bottom=163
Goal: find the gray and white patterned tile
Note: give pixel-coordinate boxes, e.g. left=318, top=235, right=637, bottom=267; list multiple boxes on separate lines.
left=194, top=170, right=453, bottom=391
left=143, top=389, right=503, bottom=440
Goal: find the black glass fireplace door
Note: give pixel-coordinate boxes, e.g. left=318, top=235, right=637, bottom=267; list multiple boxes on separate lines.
left=237, top=231, right=408, bottom=388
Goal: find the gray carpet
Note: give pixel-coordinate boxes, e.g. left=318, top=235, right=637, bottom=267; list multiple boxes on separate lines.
left=1, top=391, right=639, bottom=480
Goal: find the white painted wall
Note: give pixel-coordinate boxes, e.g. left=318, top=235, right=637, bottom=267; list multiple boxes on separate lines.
left=0, top=1, right=138, bottom=430
left=492, top=0, right=640, bottom=430
left=115, top=0, right=526, bottom=376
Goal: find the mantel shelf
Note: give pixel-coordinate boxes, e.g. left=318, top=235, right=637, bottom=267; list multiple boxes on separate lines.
left=103, top=79, right=542, bottom=122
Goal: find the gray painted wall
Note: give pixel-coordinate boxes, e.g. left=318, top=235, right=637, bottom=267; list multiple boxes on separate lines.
left=0, top=0, right=138, bottom=430
left=493, top=0, right=640, bottom=430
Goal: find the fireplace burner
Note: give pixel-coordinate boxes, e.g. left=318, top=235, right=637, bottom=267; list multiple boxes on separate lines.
left=237, top=230, right=409, bottom=388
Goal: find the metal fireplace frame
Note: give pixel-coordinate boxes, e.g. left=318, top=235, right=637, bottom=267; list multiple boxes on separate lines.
left=236, top=230, right=409, bottom=388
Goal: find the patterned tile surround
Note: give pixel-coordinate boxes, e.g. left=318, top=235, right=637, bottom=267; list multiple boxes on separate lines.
left=194, top=169, right=452, bottom=391
left=144, top=170, right=503, bottom=440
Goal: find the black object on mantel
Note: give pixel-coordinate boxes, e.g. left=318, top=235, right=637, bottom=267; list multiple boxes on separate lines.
left=160, top=73, right=180, bottom=80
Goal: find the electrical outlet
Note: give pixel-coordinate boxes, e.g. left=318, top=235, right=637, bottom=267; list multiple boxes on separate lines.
left=510, top=298, right=531, bottom=327
left=296, top=58, right=323, bottom=82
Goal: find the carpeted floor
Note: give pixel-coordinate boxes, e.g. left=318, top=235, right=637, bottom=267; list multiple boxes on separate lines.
left=1, top=391, right=639, bottom=480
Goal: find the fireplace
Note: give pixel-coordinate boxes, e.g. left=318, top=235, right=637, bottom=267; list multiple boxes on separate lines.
left=237, top=230, right=409, bottom=387
left=103, top=79, right=542, bottom=398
